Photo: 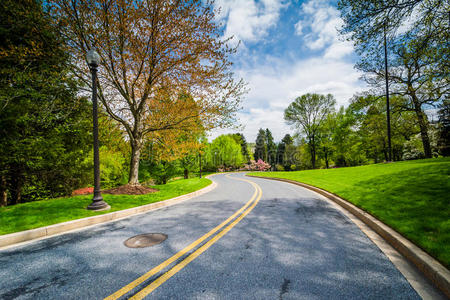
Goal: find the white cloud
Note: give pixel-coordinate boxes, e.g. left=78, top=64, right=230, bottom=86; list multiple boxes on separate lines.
left=210, top=57, right=365, bottom=142
left=214, top=0, right=286, bottom=44
left=208, top=0, right=366, bottom=143
left=294, top=21, right=303, bottom=35
left=295, top=0, right=353, bottom=58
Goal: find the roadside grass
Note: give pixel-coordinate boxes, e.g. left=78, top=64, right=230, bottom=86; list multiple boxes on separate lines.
left=0, top=177, right=211, bottom=236
left=248, top=157, right=450, bottom=268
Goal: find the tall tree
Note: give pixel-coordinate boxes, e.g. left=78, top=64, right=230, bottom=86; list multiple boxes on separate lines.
left=338, top=0, right=449, bottom=158
left=356, top=29, right=448, bottom=158
left=254, top=128, right=267, bottom=162
left=230, top=133, right=250, bottom=163
left=49, top=0, right=245, bottom=185
left=277, top=134, right=295, bottom=169
left=206, top=135, right=244, bottom=170
left=0, top=0, right=92, bottom=206
left=284, top=93, right=335, bottom=169
left=437, top=100, right=450, bottom=156
left=265, top=129, right=277, bottom=167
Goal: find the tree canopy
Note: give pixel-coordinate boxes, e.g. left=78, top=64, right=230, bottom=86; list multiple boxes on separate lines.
left=49, top=0, right=246, bottom=184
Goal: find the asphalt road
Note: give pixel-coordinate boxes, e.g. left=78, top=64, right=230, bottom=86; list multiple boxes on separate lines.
left=0, top=173, right=421, bottom=299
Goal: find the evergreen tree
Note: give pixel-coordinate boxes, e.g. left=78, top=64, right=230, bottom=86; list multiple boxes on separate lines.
left=233, top=133, right=250, bottom=162
left=265, top=129, right=277, bottom=166
left=276, top=142, right=285, bottom=166
left=0, top=0, right=92, bottom=206
left=254, top=128, right=267, bottom=162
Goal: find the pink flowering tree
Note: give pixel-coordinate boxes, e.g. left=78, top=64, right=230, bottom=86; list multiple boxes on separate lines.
left=241, top=159, right=271, bottom=171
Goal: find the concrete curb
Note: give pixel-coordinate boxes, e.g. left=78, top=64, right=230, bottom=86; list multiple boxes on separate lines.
left=247, top=175, right=450, bottom=298
left=0, top=178, right=217, bottom=249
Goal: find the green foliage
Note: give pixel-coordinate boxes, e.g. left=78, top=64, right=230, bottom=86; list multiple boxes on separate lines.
left=265, top=129, right=277, bottom=167
left=204, top=134, right=244, bottom=170
left=254, top=128, right=267, bottom=162
left=231, top=133, right=250, bottom=162
left=0, top=0, right=95, bottom=205
left=250, top=157, right=450, bottom=268
left=284, top=93, right=336, bottom=168
left=149, top=161, right=181, bottom=185
left=275, top=164, right=284, bottom=171
left=338, top=0, right=448, bottom=159
left=81, top=146, right=128, bottom=188
left=437, top=100, right=450, bottom=156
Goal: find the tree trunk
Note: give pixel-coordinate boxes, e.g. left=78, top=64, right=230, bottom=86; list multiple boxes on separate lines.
left=413, top=107, right=432, bottom=158
left=10, top=173, right=22, bottom=205
left=129, top=139, right=142, bottom=185
left=184, top=169, right=189, bottom=179
left=310, top=139, right=316, bottom=169
left=410, top=91, right=432, bottom=158
left=0, top=175, right=7, bottom=207
left=324, top=148, right=329, bottom=169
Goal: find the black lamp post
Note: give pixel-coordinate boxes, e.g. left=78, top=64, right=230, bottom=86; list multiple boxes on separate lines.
left=199, top=153, right=202, bottom=178
left=86, top=49, right=110, bottom=211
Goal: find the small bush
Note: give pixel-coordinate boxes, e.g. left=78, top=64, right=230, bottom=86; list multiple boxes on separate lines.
left=275, top=164, right=284, bottom=171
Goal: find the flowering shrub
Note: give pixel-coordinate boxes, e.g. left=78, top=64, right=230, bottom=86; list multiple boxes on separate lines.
left=72, top=187, right=93, bottom=196
left=241, top=159, right=271, bottom=171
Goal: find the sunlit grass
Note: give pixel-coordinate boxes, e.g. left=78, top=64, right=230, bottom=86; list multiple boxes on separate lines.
left=0, top=178, right=211, bottom=235
left=249, top=157, right=450, bottom=268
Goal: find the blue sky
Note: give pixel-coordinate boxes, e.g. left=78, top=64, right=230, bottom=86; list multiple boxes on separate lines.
left=208, top=0, right=367, bottom=142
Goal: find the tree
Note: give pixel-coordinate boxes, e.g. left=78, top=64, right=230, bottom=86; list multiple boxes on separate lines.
left=0, top=0, right=93, bottom=206
left=265, top=129, right=277, bottom=167
left=205, top=135, right=244, bottom=170
left=284, top=93, right=336, bottom=169
left=232, top=133, right=250, bottom=163
left=437, top=100, right=450, bottom=156
left=349, top=94, right=419, bottom=162
left=254, top=128, right=267, bottom=162
left=356, top=29, right=448, bottom=158
left=317, top=114, right=336, bottom=168
left=338, top=0, right=449, bottom=158
left=276, top=143, right=285, bottom=166
left=49, top=0, right=245, bottom=185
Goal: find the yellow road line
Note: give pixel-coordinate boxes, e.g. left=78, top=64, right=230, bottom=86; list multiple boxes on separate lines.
left=105, top=174, right=261, bottom=300
left=130, top=182, right=262, bottom=299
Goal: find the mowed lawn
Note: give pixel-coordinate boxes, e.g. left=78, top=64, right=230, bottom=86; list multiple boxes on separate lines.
left=249, top=157, right=450, bottom=268
left=0, top=178, right=211, bottom=236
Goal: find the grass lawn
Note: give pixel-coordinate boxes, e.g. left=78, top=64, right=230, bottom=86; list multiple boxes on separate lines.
left=249, top=157, right=450, bottom=268
left=0, top=177, right=211, bottom=236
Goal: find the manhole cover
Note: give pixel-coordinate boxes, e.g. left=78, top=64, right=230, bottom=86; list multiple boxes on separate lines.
left=124, top=233, right=167, bottom=248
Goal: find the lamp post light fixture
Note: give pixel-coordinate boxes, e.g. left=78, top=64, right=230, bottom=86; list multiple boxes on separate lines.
left=86, top=49, right=110, bottom=211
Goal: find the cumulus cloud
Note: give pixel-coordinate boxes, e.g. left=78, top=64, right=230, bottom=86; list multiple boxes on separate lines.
left=214, top=0, right=286, bottom=44
left=295, top=0, right=353, bottom=58
left=210, top=57, right=365, bottom=142
left=208, top=0, right=366, bottom=142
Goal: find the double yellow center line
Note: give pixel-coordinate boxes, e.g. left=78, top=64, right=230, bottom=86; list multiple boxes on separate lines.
left=105, top=175, right=263, bottom=300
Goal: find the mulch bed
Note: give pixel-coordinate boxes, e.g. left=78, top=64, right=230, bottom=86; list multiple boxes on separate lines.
left=103, top=184, right=158, bottom=195
left=72, top=185, right=158, bottom=196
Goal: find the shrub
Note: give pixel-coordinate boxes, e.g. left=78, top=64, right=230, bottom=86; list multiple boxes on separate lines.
left=275, top=164, right=284, bottom=171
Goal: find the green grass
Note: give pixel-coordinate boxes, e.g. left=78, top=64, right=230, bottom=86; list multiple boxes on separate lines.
left=249, top=157, right=450, bottom=268
left=0, top=177, right=211, bottom=236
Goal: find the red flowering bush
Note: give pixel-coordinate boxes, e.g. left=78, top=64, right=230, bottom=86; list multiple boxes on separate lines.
left=71, top=187, right=93, bottom=196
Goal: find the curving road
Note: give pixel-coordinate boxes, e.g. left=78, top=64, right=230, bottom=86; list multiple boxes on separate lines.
left=0, top=173, right=426, bottom=299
